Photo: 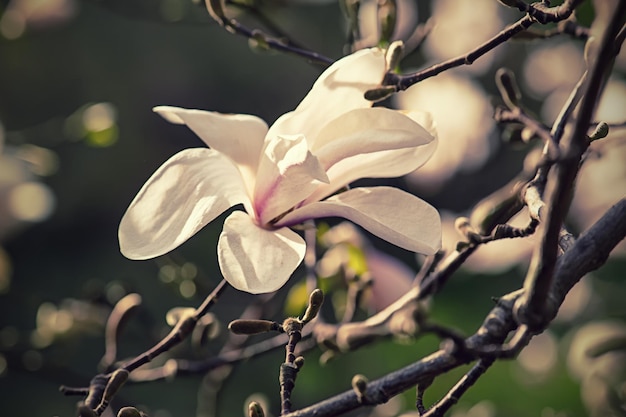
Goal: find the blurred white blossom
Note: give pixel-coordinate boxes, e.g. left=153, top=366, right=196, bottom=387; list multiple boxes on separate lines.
left=0, top=0, right=76, bottom=39
left=395, top=73, right=495, bottom=192
left=567, top=321, right=626, bottom=417
left=424, top=0, right=504, bottom=75
left=523, top=41, right=586, bottom=124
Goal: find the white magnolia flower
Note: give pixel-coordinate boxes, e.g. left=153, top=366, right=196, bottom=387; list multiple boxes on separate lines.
left=119, top=48, right=441, bottom=294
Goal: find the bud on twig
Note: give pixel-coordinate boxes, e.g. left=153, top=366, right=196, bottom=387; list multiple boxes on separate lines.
left=301, top=289, right=324, bottom=323
left=117, top=407, right=144, bottom=417
left=454, top=217, right=481, bottom=244
left=386, top=40, right=404, bottom=71
left=351, top=374, right=368, bottom=402
left=248, top=401, right=265, bottom=417
left=94, top=369, right=130, bottom=415
left=294, top=356, right=305, bottom=370
left=364, top=86, right=397, bottom=102
left=228, top=319, right=281, bottom=335
left=589, top=121, right=609, bottom=141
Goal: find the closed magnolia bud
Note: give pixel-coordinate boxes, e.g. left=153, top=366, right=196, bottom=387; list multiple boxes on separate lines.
left=104, top=369, right=130, bottom=400
left=364, top=86, right=397, bottom=102
left=294, top=356, right=305, bottom=369
left=589, top=121, right=609, bottom=141
left=228, top=319, right=279, bottom=335
left=386, top=40, right=404, bottom=71
left=118, top=407, right=143, bottom=417
left=351, top=374, right=368, bottom=399
left=301, top=289, right=324, bottom=323
left=248, top=401, right=265, bottom=417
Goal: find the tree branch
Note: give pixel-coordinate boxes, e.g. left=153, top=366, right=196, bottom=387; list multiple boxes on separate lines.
left=281, top=198, right=626, bottom=417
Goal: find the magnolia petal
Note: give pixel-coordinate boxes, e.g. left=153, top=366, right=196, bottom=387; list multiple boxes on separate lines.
left=119, top=148, right=249, bottom=260
left=254, top=134, right=329, bottom=225
left=405, top=110, right=438, bottom=138
left=312, top=107, right=435, bottom=170
left=276, top=187, right=441, bottom=254
left=218, top=211, right=306, bottom=294
left=306, top=136, right=438, bottom=204
left=153, top=106, right=267, bottom=183
left=267, top=48, right=387, bottom=145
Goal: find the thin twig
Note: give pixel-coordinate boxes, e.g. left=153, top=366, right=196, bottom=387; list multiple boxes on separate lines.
left=384, top=15, right=535, bottom=91
left=421, top=358, right=494, bottom=417
left=67, top=279, right=229, bottom=411
left=206, top=0, right=333, bottom=66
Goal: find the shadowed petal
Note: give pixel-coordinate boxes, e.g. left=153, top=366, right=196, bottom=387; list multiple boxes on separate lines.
left=254, top=134, right=328, bottom=225
left=218, top=211, right=306, bottom=294
left=119, top=148, right=249, bottom=260
left=312, top=107, right=435, bottom=170
left=267, top=48, right=386, bottom=145
left=276, top=187, right=441, bottom=254
left=306, top=135, right=438, bottom=204
left=153, top=106, right=267, bottom=189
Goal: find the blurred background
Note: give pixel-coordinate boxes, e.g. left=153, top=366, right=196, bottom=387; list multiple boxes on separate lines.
left=0, top=0, right=624, bottom=416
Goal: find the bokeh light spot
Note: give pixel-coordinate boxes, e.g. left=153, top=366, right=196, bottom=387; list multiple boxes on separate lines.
left=179, top=279, right=196, bottom=299
left=54, top=309, right=74, bottom=333
left=85, top=126, right=118, bottom=147
left=0, top=326, right=19, bottom=348
left=16, top=144, right=59, bottom=176
left=22, top=349, right=43, bottom=371
left=105, top=281, right=128, bottom=304
left=516, top=331, right=558, bottom=381
left=0, top=10, right=26, bottom=40
left=82, top=102, right=116, bottom=132
left=82, top=102, right=118, bottom=147
left=7, top=182, right=55, bottom=222
left=30, top=328, right=53, bottom=349
left=159, top=264, right=177, bottom=283
left=180, top=262, right=198, bottom=280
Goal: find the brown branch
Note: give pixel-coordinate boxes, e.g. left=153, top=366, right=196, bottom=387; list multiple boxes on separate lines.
left=516, top=0, right=626, bottom=330
left=281, top=198, right=626, bottom=417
